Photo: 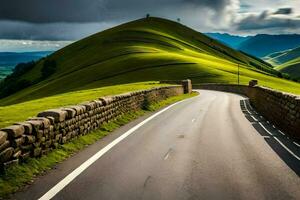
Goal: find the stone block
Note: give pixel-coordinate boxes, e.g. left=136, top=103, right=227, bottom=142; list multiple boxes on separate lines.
left=1, top=125, right=25, bottom=138
left=0, top=141, right=10, bottom=152
left=14, top=122, right=33, bottom=134
left=62, top=108, right=76, bottom=118
left=0, top=147, right=14, bottom=163
left=0, top=131, right=7, bottom=145
left=37, top=109, right=67, bottom=122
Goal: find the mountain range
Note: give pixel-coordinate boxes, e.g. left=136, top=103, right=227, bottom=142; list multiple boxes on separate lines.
left=207, top=33, right=300, bottom=58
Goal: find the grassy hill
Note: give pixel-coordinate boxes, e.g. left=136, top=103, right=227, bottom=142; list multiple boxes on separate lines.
left=264, top=47, right=300, bottom=65
left=238, top=34, right=300, bottom=58
left=275, top=57, right=300, bottom=80
left=1, top=17, right=300, bottom=106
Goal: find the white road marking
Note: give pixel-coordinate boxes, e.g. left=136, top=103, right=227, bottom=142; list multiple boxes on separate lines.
left=38, top=99, right=189, bottom=200
left=278, top=130, right=285, bottom=136
left=258, top=122, right=300, bottom=161
left=242, top=99, right=300, bottom=160
left=293, top=142, right=300, bottom=147
left=242, top=100, right=259, bottom=121
left=192, top=118, right=195, bottom=123
left=258, top=122, right=273, bottom=136
left=274, top=137, right=300, bottom=160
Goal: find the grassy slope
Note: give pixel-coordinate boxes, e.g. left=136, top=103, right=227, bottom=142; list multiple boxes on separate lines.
left=276, top=57, right=300, bottom=79
left=264, top=46, right=300, bottom=79
left=0, top=82, right=167, bottom=128
left=265, top=46, right=300, bottom=65
left=3, top=17, right=300, bottom=106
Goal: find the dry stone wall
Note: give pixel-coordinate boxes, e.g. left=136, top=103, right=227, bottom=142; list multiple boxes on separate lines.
left=193, top=84, right=300, bottom=140
left=0, top=85, right=185, bottom=170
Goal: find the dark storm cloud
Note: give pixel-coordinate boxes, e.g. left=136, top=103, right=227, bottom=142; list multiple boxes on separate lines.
left=273, top=8, right=293, bottom=15
left=0, top=0, right=236, bottom=40
left=0, top=0, right=231, bottom=23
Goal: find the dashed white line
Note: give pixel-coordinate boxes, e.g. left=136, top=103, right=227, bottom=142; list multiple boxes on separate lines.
left=38, top=99, right=188, bottom=200
left=243, top=99, right=300, bottom=160
left=274, top=137, right=300, bottom=160
left=258, top=122, right=300, bottom=160
left=278, top=130, right=285, bottom=136
left=293, top=142, right=300, bottom=147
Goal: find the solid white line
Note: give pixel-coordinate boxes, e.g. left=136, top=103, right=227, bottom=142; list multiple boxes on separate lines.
left=258, top=122, right=300, bottom=160
left=38, top=99, right=188, bottom=200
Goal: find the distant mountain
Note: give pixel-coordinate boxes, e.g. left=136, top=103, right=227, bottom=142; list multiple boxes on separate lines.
left=205, top=33, right=251, bottom=48
left=0, top=51, right=52, bottom=79
left=264, top=46, right=300, bottom=65
left=0, top=51, right=52, bottom=67
left=238, top=34, right=300, bottom=58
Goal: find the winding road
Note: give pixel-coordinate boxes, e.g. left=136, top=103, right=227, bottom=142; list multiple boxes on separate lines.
left=13, top=90, right=300, bottom=200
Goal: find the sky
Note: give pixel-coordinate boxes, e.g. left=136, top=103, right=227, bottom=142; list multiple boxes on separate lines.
left=0, top=0, right=300, bottom=52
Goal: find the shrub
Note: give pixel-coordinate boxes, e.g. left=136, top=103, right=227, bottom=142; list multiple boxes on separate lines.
left=41, top=59, right=57, bottom=79
left=0, top=61, right=35, bottom=98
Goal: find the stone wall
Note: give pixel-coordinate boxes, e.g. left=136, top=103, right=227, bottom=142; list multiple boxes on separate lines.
left=0, top=85, right=186, bottom=170
left=193, top=84, right=300, bottom=140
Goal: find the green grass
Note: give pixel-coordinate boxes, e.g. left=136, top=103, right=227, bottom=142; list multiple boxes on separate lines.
left=275, top=57, right=300, bottom=79
left=0, top=92, right=197, bottom=199
left=3, top=17, right=300, bottom=105
left=0, top=82, right=170, bottom=128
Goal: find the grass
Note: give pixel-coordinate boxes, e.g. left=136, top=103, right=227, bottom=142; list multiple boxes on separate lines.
left=275, top=57, right=300, bottom=79
left=0, top=82, right=170, bottom=128
left=4, top=17, right=300, bottom=105
left=0, top=92, right=197, bottom=199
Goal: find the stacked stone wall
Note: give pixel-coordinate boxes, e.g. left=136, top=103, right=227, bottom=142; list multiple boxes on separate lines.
left=193, top=84, right=300, bottom=140
left=0, top=85, right=185, bottom=169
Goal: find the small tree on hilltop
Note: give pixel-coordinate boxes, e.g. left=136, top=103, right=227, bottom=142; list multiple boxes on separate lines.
left=146, top=14, right=150, bottom=18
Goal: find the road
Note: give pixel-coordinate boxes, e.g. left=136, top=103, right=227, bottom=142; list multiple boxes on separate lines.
left=12, top=90, right=300, bottom=200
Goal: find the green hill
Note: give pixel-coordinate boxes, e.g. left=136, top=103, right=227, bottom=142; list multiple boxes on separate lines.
left=264, top=46, right=300, bottom=65
left=276, top=57, right=300, bottom=80
left=1, top=17, right=300, bottom=106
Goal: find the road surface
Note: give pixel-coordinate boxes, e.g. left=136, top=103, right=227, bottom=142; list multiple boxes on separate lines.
left=12, top=90, right=300, bottom=200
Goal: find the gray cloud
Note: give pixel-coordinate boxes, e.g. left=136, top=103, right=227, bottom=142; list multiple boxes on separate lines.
left=273, top=8, right=293, bottom=15
left=0, top=0, right=239, bottom=40
left=0, top=0, right=299, bottom=41
left=236, top=10, right=300, bottom=32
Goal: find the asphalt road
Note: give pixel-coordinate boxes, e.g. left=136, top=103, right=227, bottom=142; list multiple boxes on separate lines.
left=12, top=90, right=300, bottom=200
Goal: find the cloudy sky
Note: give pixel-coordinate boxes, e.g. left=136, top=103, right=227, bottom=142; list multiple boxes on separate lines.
left=1, top=0, right=300, bottom=51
